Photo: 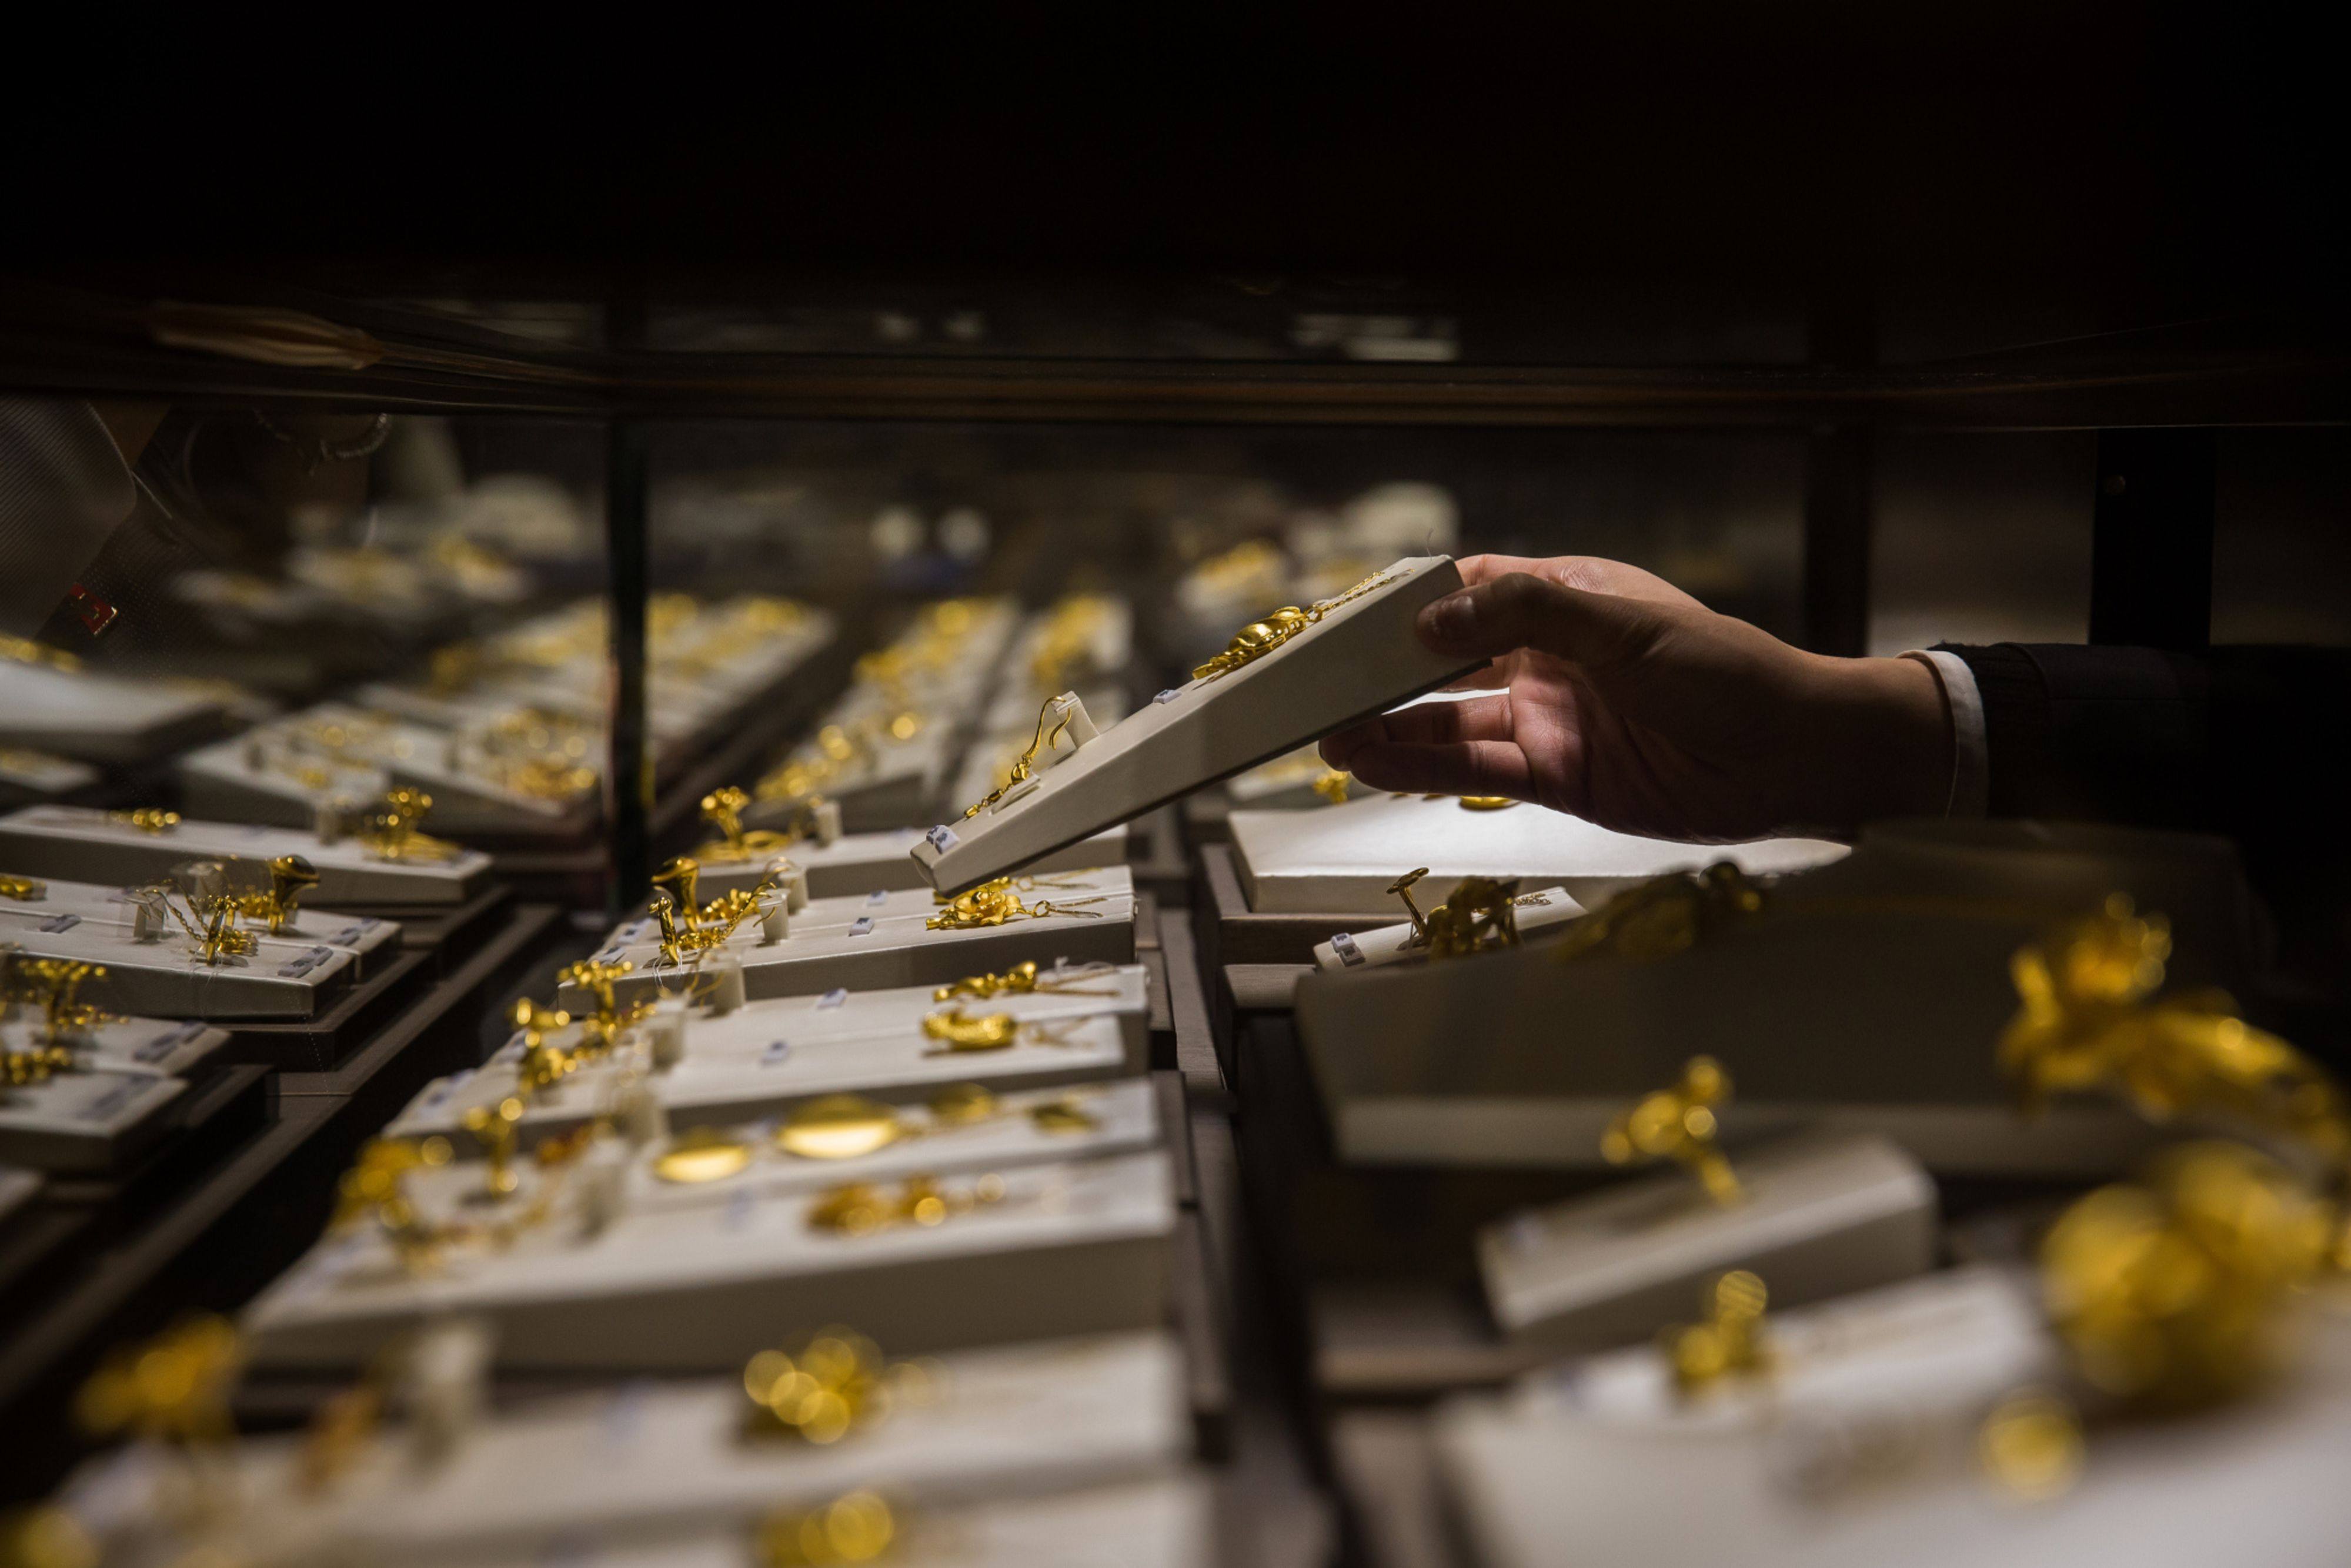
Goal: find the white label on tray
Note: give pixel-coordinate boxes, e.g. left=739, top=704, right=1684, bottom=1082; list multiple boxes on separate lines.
left=924, top=823, right=959, bottom=853
left=1330, top=930, right=1365, bottom=966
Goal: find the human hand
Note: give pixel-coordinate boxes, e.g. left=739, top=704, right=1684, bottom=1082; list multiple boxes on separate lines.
left=1319, top=554, right=1952, bottom=841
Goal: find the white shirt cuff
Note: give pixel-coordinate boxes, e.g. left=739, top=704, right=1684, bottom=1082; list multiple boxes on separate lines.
left=1899, top=650, right=1988, bottom=818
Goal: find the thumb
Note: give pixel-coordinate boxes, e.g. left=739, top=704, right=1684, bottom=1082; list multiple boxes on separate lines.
left=1416, top=571, right=1665, bottom=670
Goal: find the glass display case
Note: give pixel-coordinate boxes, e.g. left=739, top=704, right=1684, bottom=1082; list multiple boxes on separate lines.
left=4, top=253, right=2347, bottom=1566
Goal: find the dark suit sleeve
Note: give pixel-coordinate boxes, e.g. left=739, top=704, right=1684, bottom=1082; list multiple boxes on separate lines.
left=1939, top=641, right=2351, bottom=993
left=1934, top=643, right=2213, bottom=827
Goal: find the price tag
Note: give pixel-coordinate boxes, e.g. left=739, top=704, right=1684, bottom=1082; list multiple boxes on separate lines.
left=37, top=913, right=80, bottom=934
left=866, top=890, right=889, bottom=906
left=1153, top=688, right=1181, bottom=704
left=1330, top=930, right=1365, bottom=967
left=924, top=823, right=959, bottom=853
left=817, top=988, right=849, bottom=1009
left=848, top=917, right=874, bottom=937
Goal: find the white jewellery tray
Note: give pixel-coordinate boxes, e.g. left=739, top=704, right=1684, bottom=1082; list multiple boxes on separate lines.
left=1, top=1013, right=228, bottom=1077
left=946, top=694, right=1133, bottom=829
left=977, top=681, right=1130, bottom=752
left=0, top=748, right=99, bottom=797
left=253, top=700, right=587, bottom=827
left=176, top=734, right=389, bottom=832
left=1477, top=1131, right=1937, bottom=1349
left=573, top=868, right=1138, bottom=1006
left=428, top=1479, right=1211, bottom=1568
left=0, top=1166, right=38, bottom=1221
left=1314, top=885, right=1585, bottom=971
left=0, top=901, right=360, bottom=1019
left=1434, top=1268, right=2351, bottom=1568
left=9, top=871, right=402, bottom=976
left=396, top=968, right=1151, bottom=1152
left=0, top=662, right=228, bottom=764
left=66, top=1335, right=1191, bottom=1563
left=243, top=1149, right=1178, bottom=1370
left=1291, top=820, right=2254, bottom=1179
left=0, top=1068, right=187, bottom=1173
left=397, top=1078, right=1163, bottom=1218
left=0, top=805, right=492, bottom=905
left=1233, top=790, right=1849, bottom=917
left=915, top=556, right=1482, bottom=893
left=697, top=824, right=1130, bottom=902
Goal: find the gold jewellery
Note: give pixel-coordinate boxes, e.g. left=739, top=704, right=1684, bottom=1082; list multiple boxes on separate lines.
left=1999, top=895, right=2351, bottom=1178
left=0, top=874, right=44, bottom=901
left=559, top=956, right=656, bottom=1054
left=1191, top=567, right=1400, bottom=683
left=917, top=1007, right=1093, bottom=1055
left=135, top=876, right=261, bottom=967
left=1385, top=869, right=1528, bottom=960
left=1664, top=1270, right=1774, bottom=1398
left=1552, top=861, right=1768, bottom=964
left=931, top=959, right=1116, bottom=1002
left=512, top=997, right=579, bottom=1094
left=653, top=1087, right=1098, bottom=1181
left=693, top=785, right=796, bottom=864
left=962, top=695, right=1081, bottom=819
left=925, top=874, right=1113, bottom=931
left=649, top=857, right=778, bottom=965
left=359, top=787, right=462, bottom=863
left=740, top=1329, right=941, bottom=1463
left=108, top=808, right=180, bottom=835
left=230, top=854, right=319, bottom=934
left=1601, top=1055, right=1743, bottom=1205
left=807, top=1172, right=1007, bottom=1236
left=5, top=955, right=116, bottom=1047
left=2040, top=1139, right=2335, bottom=1408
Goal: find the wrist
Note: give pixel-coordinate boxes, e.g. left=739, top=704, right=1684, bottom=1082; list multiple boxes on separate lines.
left=1811, top=654, right=1955, bottom=830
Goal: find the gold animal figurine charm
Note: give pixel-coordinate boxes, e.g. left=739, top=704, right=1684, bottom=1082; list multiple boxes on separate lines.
left=1421, top=875, right=1524, bottom=960
left=1601, top=1055, right=1743, bottom=1205
left=1665, top=1271, right=1774, bottom=1398
left=235, top=854, right=320, bottom=934
left=1999, top=895, right=2351, bottom=1177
